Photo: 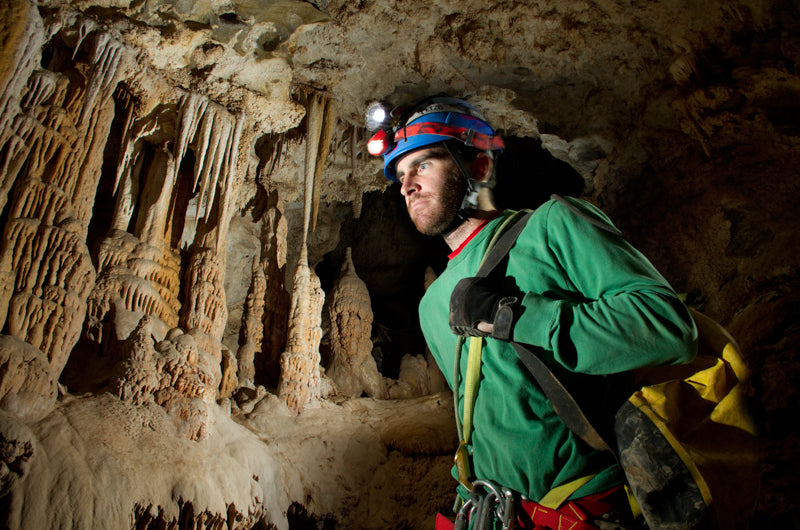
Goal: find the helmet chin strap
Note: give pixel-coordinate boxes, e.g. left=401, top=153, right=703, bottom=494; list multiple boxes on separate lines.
left=440, top=142, right=492, bottom=236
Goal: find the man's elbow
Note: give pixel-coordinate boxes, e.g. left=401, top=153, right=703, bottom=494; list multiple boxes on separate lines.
left=670, top=306, right=699, bottom=365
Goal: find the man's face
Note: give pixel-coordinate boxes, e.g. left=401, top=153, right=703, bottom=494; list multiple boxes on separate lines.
left=395, top=146, right=465, bottom=236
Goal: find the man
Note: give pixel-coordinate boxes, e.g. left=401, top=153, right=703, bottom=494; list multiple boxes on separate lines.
left=367, top=97, right=698, bottom=529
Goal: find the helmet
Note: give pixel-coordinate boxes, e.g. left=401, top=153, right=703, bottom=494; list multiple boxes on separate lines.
left=366, top=97, right=504, bottom=181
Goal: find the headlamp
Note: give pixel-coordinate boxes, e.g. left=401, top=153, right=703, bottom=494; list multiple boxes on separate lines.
left=367, top=129, right=392, bottom=156
left=365, top=101, right=395, bottom=132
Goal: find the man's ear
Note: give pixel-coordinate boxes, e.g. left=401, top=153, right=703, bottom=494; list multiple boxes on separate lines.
left=469, top=152, right=494, bottom=182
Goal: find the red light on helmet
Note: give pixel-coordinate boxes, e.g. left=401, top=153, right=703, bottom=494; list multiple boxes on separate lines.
left=367, top=129, right=392, bottom=156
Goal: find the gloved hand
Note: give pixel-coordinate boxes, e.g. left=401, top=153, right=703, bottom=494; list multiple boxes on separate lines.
left=449, top=276, right=520, bottom=341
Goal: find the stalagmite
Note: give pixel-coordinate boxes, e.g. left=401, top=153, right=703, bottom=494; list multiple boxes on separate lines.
left=219, top=349, right=238, bottom=399
left=326, top=248, right=385, bottom=398
left=110, top=315, right=160, bottom=405
left=237, top=257, right=265, bottom=388
left=88, top=230, right=182, bottom=341
left=181, top=247, right=228, bottom=343
left=260, top=192, right=290, bottom=387
left=277, top=246, right=325, bottom=413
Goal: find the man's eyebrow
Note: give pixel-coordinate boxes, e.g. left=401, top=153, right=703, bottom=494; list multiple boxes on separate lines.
left=398, top=150, right=447, bottom=179
left=397, top=154, right=425, bottom=180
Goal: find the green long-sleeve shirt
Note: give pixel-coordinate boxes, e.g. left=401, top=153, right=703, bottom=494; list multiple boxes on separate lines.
left=419, top=196, right=698, bottom=502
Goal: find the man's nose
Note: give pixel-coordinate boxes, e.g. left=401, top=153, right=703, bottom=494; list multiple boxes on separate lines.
left=400, top=176, right=416, bottom=197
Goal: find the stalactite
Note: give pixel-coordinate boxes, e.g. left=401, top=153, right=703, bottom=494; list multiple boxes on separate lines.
left=303, top=93, right=324, bottom=239
left=67, top=30, right=133, bottom=224
left=277, top=246, right=325, bottom=414
left=312, top=98, right=336, bottom=231
left=326, top=248, right=385, bottom=398
left=214, top=111, right=245, bottom=254
left=79, top=33, right=127, bottom=128
left=0, top=1, right=43, bottom=144
left=72, top=18, right=97, bottom=60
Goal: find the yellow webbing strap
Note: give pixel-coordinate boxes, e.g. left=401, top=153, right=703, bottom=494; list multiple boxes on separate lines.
left=461, top=336, right=484, bottom=443
left=625, top=485, right=643, bottom=520
left=538, top=474, right=596, bottom=509
left=454, top=336, right=484, bottom=488
left=452, top=210, right=531, bottom=490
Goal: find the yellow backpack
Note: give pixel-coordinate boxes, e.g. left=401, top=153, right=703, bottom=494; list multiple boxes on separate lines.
left=614, top=308, right=762, bottom=529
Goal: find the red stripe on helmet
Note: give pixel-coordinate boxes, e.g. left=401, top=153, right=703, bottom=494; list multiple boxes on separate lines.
left=394, top=122, right=505, bottom=151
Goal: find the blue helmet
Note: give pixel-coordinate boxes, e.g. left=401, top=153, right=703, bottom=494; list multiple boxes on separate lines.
left=366, top=97, right=504, bottom=181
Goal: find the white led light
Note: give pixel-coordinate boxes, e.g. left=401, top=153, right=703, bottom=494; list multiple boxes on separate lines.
left=365, top=101, right=393, bottom=131
left=371, top=107, right=386, bottom=123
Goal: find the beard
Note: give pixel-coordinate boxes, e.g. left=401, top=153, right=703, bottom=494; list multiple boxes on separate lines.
left=408, top=167, right=466, bottom=236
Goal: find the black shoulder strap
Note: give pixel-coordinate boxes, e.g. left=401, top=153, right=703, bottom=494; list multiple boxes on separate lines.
left=476, top=209, right=533, bottom=277
left=511, top=343, right=613, bottom=452
left=477, top=207, right=614, bottom=453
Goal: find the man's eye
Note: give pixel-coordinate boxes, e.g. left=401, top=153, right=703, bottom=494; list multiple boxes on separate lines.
left=419, top=162, right=429, bottom=171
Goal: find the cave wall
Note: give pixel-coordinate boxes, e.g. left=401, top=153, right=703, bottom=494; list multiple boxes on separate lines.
left=0, top=0, right=798, bottom=528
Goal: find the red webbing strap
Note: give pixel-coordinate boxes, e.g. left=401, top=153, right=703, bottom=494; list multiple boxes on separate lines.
left=394, top=122, right=505, bottom=151
left=435, top=504, right=597, bottom=530
left=435, top=486, right=625, bottom=530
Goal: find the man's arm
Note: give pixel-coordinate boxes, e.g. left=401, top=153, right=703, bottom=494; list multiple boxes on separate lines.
left=510, top=198, right=697, bottom=375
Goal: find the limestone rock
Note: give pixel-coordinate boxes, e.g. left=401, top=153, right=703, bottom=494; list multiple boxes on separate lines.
left=0, top=336, right=57, bottom=422
left=110, top=317, right=220, bottom=440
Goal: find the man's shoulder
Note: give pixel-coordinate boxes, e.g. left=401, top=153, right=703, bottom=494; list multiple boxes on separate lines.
left=533, top=195, right=622, bottom=237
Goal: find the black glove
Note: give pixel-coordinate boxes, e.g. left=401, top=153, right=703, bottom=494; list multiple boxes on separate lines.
left=449, top=276, right=520, bottom=341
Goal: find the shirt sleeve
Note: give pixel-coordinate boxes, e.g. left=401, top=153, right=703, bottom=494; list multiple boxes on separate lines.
left=511, top=198, right=698, bottom=374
